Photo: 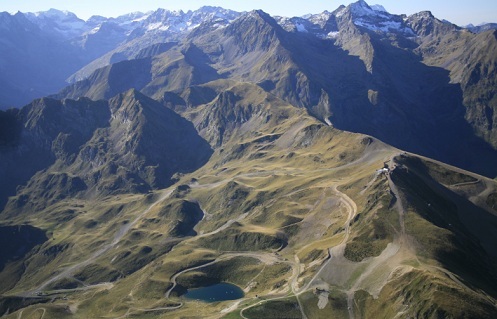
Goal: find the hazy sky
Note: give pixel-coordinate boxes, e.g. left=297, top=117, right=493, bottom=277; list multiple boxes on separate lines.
left=2, top=0, right=496, bottom=26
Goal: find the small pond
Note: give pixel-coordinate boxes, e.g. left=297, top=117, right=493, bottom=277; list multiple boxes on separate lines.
left=184, top=282, right=244, bottom=303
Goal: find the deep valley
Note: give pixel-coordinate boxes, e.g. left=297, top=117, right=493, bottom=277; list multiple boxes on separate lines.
left=1, top=1, right=497, bottom=318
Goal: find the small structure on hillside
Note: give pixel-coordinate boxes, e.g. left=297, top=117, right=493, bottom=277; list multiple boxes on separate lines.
left=377, top=167, right=390, bottom=175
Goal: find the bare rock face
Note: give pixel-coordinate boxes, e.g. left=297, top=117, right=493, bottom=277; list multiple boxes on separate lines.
left=1, top=2, right=497, bottom=318
left=47, top=2, right=497, bottom=177
left=0, top=89, right=212, bottom=212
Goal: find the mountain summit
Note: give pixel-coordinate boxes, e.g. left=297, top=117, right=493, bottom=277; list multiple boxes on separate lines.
left=47, top=1, right=497, bottom=177
left=1, top=2, right=497, bottom=318
left=0, top=90, right=212, bottom=212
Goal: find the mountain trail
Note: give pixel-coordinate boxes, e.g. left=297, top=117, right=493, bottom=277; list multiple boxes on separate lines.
left=25, top=188, right=174, bottom=296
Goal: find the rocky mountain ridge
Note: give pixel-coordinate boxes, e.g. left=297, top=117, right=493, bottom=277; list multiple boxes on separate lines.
left=1, top=1, right=497, bottom=318
left=2, top=2, right=496, bottom=109
left=2, top=79, right=497, bottom=318
left=0, top=90, right=212, bottom=213
left=49, top=2, right=497, bottom=178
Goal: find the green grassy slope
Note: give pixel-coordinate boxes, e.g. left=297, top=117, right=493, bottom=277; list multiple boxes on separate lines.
left=1, top=81, right=496, bottom=318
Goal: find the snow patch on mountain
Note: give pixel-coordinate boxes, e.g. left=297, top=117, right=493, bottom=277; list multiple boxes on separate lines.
left=132, top=14, right=150, bottom=23
left=345, top=0, right=414, bottom=35
left=20, top=6, right=242, bottom=42
left=25, top=8, right=89, bottom=38
left=296, top=22, right=308, bottom=32
left=327, top=31, right=340, bottom=39
left=371, top=5, right=387, bottom=13
left=335, top=7, right=347, bottom=18
left=350, top=0, right=377, bottom=17
left=87, top=26, right=100, bottom=35
left=17, top=0, right=418, bottom=45
left=307, top=11, right=332, bottom=28
left=276, top=1, right=414, bottom=38
left=350, top=1, right=392, bottom=20
left=31, top=8, right=75, bottom=19
left=134, top=7, right=240, bottom=35
left=355, top=19, right=414, bottom=35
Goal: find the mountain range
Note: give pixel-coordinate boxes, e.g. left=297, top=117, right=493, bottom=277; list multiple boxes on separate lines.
left=1, top=3, right=496, bottom=108
left=1, top=1, right=497, bottom=318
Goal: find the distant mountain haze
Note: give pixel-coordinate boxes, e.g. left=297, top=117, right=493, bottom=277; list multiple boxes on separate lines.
left=37, top=2, right=497, bottom=177
left=1, top=2, right=497, bottom=318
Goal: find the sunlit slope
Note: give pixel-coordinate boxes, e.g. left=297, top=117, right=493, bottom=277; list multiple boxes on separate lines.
left=1, top=81, right=496, bottom=318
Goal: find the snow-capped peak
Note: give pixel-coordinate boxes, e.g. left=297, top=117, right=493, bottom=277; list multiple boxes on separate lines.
left=25, top=8, right=89, bottom=39
left=34, top=8, right=74, bottom=18
left=345, top=0, right=414, bottom=35
left=413, top=11, right=435, bottom=19
left=350, top=0, right=376, bottom=17
left=275, top=1, right=402, bottom=38
left=126, top=7, right=242, bottom=35
left=309, top=11, right=332, bottom=25
left=371, top=4, right=388, bottom=13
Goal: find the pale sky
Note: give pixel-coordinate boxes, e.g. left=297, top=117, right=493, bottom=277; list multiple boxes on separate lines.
left=1, top=0, right=496, bottom=26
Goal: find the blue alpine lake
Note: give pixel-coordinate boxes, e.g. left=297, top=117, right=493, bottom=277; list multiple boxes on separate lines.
left=184, top=282, right=244, bottom=303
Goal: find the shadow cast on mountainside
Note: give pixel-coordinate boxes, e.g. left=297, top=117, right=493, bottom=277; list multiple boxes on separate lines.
left=0, top=225, right=49, bottom=295
left=360, top=32, right=497, bottom=178
left=54, top=57, right=154, bottom=100
left=0, top=225, right=48, bottom=274
left=0, top=92, right=214, bottom=216
left=391, top=156, right=497, bottom=297
left=0, top=110, right=24, bottom=210
left=182, top=43, right=225, bottom=85
left=274, top=27, right=497, bottom=178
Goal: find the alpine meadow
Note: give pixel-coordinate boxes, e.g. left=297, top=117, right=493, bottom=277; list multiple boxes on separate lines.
left=1, top=1, right=497, bottom=318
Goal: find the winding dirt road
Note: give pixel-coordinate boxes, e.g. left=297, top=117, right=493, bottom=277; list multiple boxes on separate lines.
left=17, top=142, right=392, bottom=317
left=24, top=189, right=174, bottom=296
